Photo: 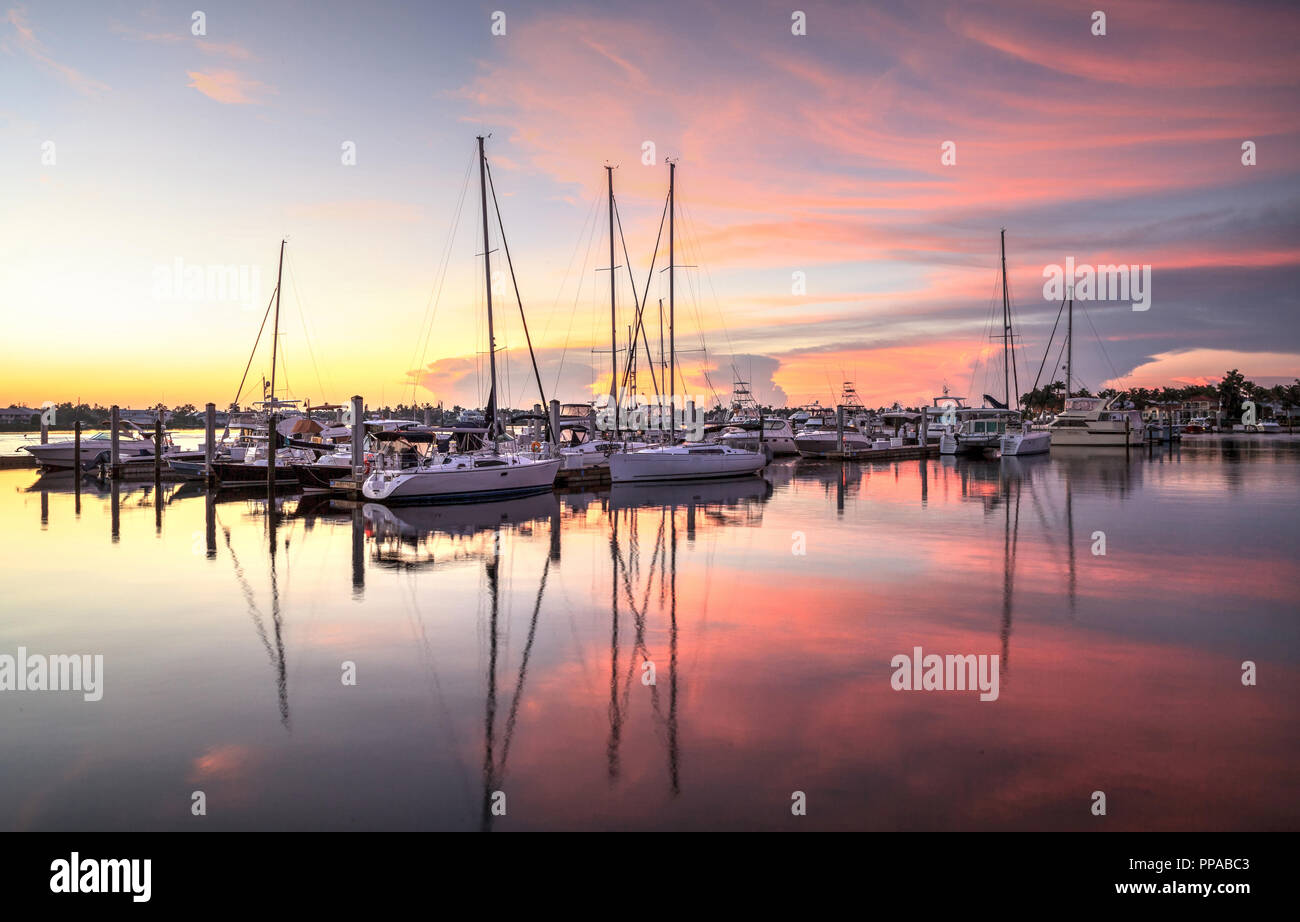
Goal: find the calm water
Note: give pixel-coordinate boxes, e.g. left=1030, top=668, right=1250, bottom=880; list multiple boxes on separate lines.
left=1, top=437, right=1297, bottom=831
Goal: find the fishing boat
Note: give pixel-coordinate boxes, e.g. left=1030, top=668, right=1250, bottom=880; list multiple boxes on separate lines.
left=793, top=418, right=873, bottom=456
left=362, top=136, right=560, bottom=503
left=609, top=161, right=765, bottom=484
left=23, top=420, right=166, bottom=470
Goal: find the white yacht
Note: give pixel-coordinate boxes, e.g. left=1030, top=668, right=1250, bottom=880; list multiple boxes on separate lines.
left=23, top=421, right=165, bottom=470
left=717, top=417, right=797, bottom=455
left=609, top=442, right=765, bottom=483
left=1048, top=396, right=1145, bottom=446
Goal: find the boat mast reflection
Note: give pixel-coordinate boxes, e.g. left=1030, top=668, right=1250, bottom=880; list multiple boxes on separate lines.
left=213, top=502, right=291, bottom=730
left=478, top=525, right=553, bottom=832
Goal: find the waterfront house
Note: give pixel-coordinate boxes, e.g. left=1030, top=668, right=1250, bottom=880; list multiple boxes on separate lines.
left=0, top=406, right=40, bottom=425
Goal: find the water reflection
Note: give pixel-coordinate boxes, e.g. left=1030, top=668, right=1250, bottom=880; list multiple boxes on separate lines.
left=2, top=438, right=1297, bottom=830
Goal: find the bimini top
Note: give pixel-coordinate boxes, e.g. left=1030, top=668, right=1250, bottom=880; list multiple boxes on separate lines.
left=372, top=429, right=437, bottom=444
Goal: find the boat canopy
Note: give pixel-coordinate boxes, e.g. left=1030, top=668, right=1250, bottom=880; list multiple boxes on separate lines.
left=372, top=430, right=437, bottom=443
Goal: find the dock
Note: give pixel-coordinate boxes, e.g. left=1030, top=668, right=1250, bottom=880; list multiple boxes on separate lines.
left=555, top=466, right=611, bottom=489
left=800, top=445, right=933, bottom=462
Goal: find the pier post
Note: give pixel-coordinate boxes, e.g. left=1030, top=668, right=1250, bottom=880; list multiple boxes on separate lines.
left=204, top=403, right=216, bottom=483
left=110, top=405, right=120, bottom=476
left=267, top=412, right=277, bottom=491
left=549, top=399, right=561, bottom=447
left=205, top=489, right=216, bottom=558
left=685, top=399, right=695, bottom=443
left=110, top=479, right=120, bottom=542
left=424, top=406, right=431, bottom=427
left=154, top=410, right=163, bottom=481
left=836, top=405, right=845, bottom=453
left=351, top=395, right=364, bottom=476
left=920, top=407, right=928, bottom=454
left=40, top=414, right=48, bottom=444
left=351, top=506, right=365, bottom=597
left=73, top=421, right=81, bottom=513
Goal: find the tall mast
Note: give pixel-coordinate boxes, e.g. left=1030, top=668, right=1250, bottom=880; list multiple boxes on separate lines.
left=658, top=298, right=665, bottom=389
left=668, top=160, right=676, bottom=439
left=1066, top=289, right=1073, bottom=400
left=269, top=239, right=284, bottom=409
left=1000, top=229, right=1011, bottom=410
left=478, top=136, right=500, bottom=449
left=607, top=165, right=618, bottom=415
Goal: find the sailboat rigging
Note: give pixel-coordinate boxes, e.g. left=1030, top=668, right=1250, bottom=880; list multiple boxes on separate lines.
left=362, top=136, right=561, bottom=503
left=609, top=161, right=767, bottom=484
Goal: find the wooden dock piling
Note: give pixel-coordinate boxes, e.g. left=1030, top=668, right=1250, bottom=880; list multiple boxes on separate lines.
left=154, top=409, right=163, bottom=481
left=267, top=412, right=277, bottom=492
left=73, top=421, right=81, bottom=512
left=350, top=395, right=363, bottom=475
left=204, top=403, right=216, bottom=484
left=110, top=406, right=120, bottom=476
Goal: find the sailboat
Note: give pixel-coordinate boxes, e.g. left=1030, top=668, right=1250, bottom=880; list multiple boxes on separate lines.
left=557, top=164, right=650, bottom=472
left=362, top=136, right=560, bottom=504
left=208, top=240, right=311, bottom=485
left=995, top=230, right=1050, bottom=456
left=934, top=232, right=1030, bottom=456
left=1033, top=276, right=1144, bottom=448
left=609, top=162, right=767, bottom=484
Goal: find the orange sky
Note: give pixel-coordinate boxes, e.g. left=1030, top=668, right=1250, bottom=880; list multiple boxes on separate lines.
left=2, top=1, right=1297, bottom=410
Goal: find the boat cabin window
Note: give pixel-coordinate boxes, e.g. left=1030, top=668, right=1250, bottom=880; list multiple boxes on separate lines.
left=474, top=458, right=507, bottom=467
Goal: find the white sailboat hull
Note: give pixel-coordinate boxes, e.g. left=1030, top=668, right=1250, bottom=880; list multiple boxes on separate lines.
left=940, top=431, right=1000, bottom=455
left=1000, top=429, right=1051, bottom=456
left=609, top=445, right=766, bottom=483
left=362, top=456, right=560, bottom=503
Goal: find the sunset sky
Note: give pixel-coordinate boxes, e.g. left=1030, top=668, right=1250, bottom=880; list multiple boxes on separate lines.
left=2, top=0, right=1297, bottom=411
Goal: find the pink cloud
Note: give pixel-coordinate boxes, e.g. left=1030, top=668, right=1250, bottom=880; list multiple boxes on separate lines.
left=186, top=69, right=273, bottom=105
left=4, top=5, right=110, bottom=96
